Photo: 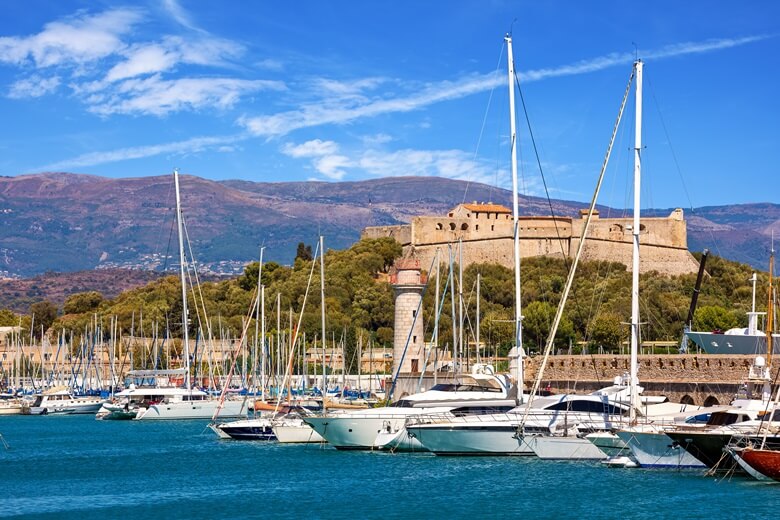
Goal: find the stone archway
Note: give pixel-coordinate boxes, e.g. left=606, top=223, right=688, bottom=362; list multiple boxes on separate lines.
left=703, top=395, right=720, bottom=407
left=680, top=394, right=695, bottom=405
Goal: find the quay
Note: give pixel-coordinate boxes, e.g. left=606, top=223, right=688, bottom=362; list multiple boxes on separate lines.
left=393, top=354, right=771, bottom=407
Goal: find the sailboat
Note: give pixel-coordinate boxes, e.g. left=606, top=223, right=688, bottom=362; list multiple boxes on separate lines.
left=407, top=42, right=656, bottom=458
left=128, top=170, right=247, bottom=421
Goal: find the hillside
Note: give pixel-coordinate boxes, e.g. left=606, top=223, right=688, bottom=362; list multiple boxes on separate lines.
left=0, top=269, right=162, bottom=313
left=0, top=172, right=777, bottom=278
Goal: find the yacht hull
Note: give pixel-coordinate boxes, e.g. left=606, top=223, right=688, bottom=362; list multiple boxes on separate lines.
left=407, top=424, right=534, bottom=456
left=272, top=423, right=325, bottom=444
left=728, top=447, right=780, bottom=481
left=528, top=436, right=607, bottom=460
left=616, top=429, right=705, bottom=468
left=135, top=399, right=247, bottom=421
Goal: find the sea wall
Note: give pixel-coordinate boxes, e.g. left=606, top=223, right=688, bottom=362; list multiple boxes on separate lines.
left=392, top=354, right=766, bottom=406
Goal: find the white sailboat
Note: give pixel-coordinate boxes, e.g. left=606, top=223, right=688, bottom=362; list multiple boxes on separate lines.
left=133, top=170, right=247, bottom=421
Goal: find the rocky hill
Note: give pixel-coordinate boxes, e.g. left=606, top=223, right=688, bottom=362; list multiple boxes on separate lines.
left=0, top=172, right=777, bottom=279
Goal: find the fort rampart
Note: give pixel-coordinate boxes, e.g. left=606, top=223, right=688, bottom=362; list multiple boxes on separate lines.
left=363, top=204, right=700, bottom=275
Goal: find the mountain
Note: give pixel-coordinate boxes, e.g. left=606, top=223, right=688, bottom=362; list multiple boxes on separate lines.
left=0, top=172, right=777, bottom=279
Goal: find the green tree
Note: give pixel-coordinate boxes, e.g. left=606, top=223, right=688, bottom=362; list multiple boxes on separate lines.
left=63, top=291, right=104, bottom=314
left=0, top=309, right=18, bottom=326
left=29, top=300, right=58, bottom=338
left=588, top=312, right=626, bottom=351
left=295, top=242, right=313, bottom=262
left=693, top=305, right=739, bottom=332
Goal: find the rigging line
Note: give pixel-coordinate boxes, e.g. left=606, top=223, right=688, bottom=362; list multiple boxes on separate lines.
left=512, top=69, right=570, bottom=265
left=647, top=78, right=726, bottom=263
left=462, top=40, right=506, bottom=206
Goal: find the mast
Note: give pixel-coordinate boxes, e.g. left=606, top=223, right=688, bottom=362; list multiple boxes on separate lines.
left=629, top=60, right=643, bottom=423
left=506, top=34, right=524, bottom=400
left=433, top=250, right=440, bottom=386
left=768, top=246, right=775, bottom=366
left=319, top=236, right=327, bottom=407
left=173, top=169, right=191, bottom=390
left=476, top=272, right=481, bottom=363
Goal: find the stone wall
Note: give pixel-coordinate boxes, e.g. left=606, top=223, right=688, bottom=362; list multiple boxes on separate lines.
left=362, top=207, right=700, bottom=275
left=391, top=354, right=768, bottom=406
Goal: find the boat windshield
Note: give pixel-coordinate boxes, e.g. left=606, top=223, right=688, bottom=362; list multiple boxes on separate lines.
left=428, top=383, right=502, bottom=393
left=706, top=411, right=750, bottom=426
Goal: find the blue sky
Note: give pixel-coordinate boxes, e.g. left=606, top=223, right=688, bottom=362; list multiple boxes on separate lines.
left=0, top=1, right=776, bottom=209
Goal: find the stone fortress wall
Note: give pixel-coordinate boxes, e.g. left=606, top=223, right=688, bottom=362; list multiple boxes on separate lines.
left=363, top=203, right=700, bottom=275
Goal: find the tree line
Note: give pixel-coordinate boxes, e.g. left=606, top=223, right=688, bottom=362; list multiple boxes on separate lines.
left=0, top=239, right=771, bottom=370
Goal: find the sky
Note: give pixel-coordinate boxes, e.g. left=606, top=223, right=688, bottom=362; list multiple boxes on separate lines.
left=0, top=1, right=777, bottom=209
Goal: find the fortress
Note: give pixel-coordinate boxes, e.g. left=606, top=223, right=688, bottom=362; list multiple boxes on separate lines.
left=362, top=203, right=700, bottom=275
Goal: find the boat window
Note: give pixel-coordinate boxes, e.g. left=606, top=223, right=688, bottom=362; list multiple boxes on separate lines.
left=706, top=412, right=740, bottom=426
left=429, top=384, right=457, bottom=392
left=684, top=413, right=712, bottom=424
left=545, top=399, right=625, bottom=415
left=391, top=399, right=413, bottom=408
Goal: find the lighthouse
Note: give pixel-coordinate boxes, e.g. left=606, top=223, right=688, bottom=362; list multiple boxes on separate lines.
left=391, top=258, right=426, bottom=374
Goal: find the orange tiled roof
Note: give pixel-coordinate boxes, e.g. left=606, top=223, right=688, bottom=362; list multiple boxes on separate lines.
left=460, top=203, right=511, bottom=213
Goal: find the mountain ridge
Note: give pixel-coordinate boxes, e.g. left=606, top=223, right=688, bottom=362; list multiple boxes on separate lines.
left=0, top=172, right=777, bottom=278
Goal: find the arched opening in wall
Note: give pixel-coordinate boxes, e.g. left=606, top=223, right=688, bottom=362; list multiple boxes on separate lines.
left=680, top=394, right=695, bottom=405
left=436, top=223, right=443, bottom=230
left=475, top=225, right=479, bottom=231
left=449, top=223, right=456, bottom=230
left=703, top=395, right=720, bottom=407
left=639, top=224, right=646, bottom=232
left=461, top=223, right=468, bottom=231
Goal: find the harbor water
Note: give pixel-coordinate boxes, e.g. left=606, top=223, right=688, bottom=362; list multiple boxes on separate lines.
left=1, top=415, right=779, bottom=519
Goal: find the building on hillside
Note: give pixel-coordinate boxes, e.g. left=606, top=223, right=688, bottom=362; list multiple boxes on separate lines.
left=362, top=202, right=700, bottom=275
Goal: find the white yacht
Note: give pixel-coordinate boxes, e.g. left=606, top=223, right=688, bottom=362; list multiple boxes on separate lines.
left=272, top=414, right=326, bottom=444
left=0, top=395, right=29, bottom=415
left=29, top=387, right=107, bottom=415
left=406, top=386, right=638, bottom=456
left=97, top=370, right=248, bottom=421
left=303, top=365, right=516, bottom=450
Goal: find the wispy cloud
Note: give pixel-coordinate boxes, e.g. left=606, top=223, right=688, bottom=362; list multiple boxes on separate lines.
left=8, top=75, right=60, bottom=98
left=0, top=8, right=142, bottom=67
left=241, top=35, right=769, bottom=138
left=161, top=0, right=201, bottom=33
left=1, top=7, right=276, bottom=116
left=86, top=75, right=285, bottom=116
left=39, top=134, right=248, bottom=170
left=280, top=139, right=506, bottom=186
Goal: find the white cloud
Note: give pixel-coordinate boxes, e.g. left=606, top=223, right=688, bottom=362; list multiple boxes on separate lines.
left=313, top=154, right=351, bottom=180
left=161, top=0, right=200, bottom=32
left=241, top=72, right=500, bottom=137
left=105, top=43, right=178, bottom=82
left=89, top=75, right=286, bottom=116
left=0, top=8, right=142, bottom=67
left=241, top=35, right=769, bottom=138
left=281, top=139, right=340, bottom=158
left=8, top=75, right=60, bottom=98
left=361, top=133, right=393, bottom=145
left=315, top=77, right=386, bottom=96
left=40, top=134, right=248, bottom=170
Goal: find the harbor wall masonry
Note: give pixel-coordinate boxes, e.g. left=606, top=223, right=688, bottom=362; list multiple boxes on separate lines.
left=392, top=354, right=766, bottom=406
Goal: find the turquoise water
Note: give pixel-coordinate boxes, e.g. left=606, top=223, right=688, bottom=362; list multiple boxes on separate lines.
left=0, top=415, right=778, bottom=519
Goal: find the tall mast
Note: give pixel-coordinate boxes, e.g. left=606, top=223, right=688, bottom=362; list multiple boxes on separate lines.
left=629, top=60, right=643, bottom=423
left=506, top=34, right=524, bottom=399
left=767, top=245, right=774, bottom=366
left=320, top=236, right=327, bottom=406
left=173, top=168, right=191, bottom=390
